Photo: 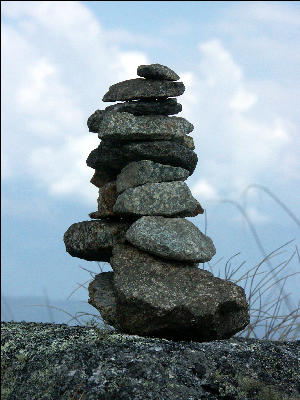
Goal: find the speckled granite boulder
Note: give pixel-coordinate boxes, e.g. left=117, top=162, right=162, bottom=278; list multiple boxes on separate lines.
left=2, top=322, right=299, bottom=400
left=102, top=78, right=185, bottom=102
left=63, top=220, right=130, bottom=261
left=98, top=112, right=193, bottom=141
left=137, top=63, right=180, bottom=80
left=126, top=216, right=216, bottom=262
left=91, top=244, right=249, bottom=341
left=113, top=182, right=198, bottom=217
left=116, top=160, right=189, bottom=194
left=86, top=140, right=198, bottom=175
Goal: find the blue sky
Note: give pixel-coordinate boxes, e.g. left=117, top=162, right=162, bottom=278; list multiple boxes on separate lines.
left=2, top=1, right=300, bottom=320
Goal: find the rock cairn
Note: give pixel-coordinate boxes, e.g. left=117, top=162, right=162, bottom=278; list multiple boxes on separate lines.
left=64, top=64, right=249, bottom=341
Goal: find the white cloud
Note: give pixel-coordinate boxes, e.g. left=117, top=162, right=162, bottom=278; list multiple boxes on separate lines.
left=2, top=1, right=148, bottom=206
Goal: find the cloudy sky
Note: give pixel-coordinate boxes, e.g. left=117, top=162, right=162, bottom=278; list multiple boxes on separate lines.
left=2, top=2, right=299, bottom=318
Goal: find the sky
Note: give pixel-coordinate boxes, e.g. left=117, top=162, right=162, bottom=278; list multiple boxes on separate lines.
left=2, top=1, right=300, bottom=326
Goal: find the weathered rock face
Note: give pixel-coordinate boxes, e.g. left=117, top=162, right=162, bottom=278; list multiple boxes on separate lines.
left=98, top=111, right=194, bottom=141
left=102, top=78, right=185, bottom=102
left=116, top=160, right=189, bottom=194
left=86, top=140, right=198, bottom=175
left=63, top=220, right=130, bottom=261
left=96, top=181, right=117, bottom=218
left=125, top=216, right=216, bottom=262
left=114, top=182, right=198, bottom=217
left=137, top=63, right=180, bottom=80
left=2, top=322, right=299, bottom=400
left=93, top=244, right=250, bottom=341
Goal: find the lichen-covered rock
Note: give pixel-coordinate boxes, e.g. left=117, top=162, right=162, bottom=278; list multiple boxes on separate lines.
left=125, top=216, right=215, bottom=262
left=137, top=63, right=180, bottom=81
left=86, top=140, right=198, bottom=175
left=2, top=321, right=299, bottom=400
left=98, top=111, right=194, bottom=141
left=63, top=220, right=130, bottom=261
left=102, top=78, right=185, bottom=102
left=113, top=182, right=198, bottom=217
left=116, top=160, right=189, bottom=194
left=104, top=244, right=249, bottom=341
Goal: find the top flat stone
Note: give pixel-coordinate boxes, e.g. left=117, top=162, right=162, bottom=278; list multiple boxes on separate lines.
left=102, top=79, right=185, bottom=102
left=137, top=64, right=180, bottom=81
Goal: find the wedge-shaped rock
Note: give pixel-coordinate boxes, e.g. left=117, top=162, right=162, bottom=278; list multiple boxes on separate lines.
left=97, top=181, right=118, bottom=218
left=91, top=244, right=249, bottom=341
left=86, top=140, right=198, bottom=175
left=98, top=112, right=194, bottom=141
left=126, top=216, right=215, bottom=262
left=63, top=220, right=130, bottom=262
left=137, top=64, right=180, bottom=81
left=102, top=78, right=185, bottom=102
left=114, top=182, right=198, bottom=217
left=116, top=160, right=189, bottom=194
left=90, top=169, right=116, bottom=189
left=88, top=272, right=120, bottom=329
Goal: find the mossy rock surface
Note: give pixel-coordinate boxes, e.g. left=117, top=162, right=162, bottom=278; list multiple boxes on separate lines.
left=1, top=321, right=299, bottom=400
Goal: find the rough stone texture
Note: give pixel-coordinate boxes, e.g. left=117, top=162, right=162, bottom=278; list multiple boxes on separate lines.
left=116, top=160, right=190, bottom=194
left=88, top=272, right=120, bottom=329
left=98, top=112, right=194, bottom=141
left=87, top=109, right=105, bottom=133
left=86, top=140, right=198, bottom=175
left=90, top=169, right=116, bottom=188
left=137, top=63, right=180, bottom=81
left=87, top=100, right=182, bottom=133
left=105, top=98, right=182, bottom=116
left=2, top=322, right=299, bottom=400
left=113, top=182, right=198, bottom=217
left=190, top=200, right=205, bottom=216
left=107, top=244, right=250, bottom=341
left=102, top=78, right=185, bottom=102
left=97, top=181, right=117, bottom=218
left=63, top=220, right=130, bottom=262
left=125, top=216, right=215, bottom=262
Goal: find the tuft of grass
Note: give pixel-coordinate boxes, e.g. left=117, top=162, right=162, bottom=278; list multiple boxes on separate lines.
left=6, top=185, right=299, bottom=341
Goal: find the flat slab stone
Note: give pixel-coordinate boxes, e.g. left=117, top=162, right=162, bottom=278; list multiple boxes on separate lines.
left=137, top=64, right=180, bottom=81
left=98, top=112, right=194, bottom=142
left=102, top=244, right=249, bottom=341
left=116, top=160, right=189, bottom=194
left=102, top=78, right=185, bottom=102
left=125, top=216, right=216, bottom=262
left=63, top=220, right=130, bottom=262
left=113, top=182, right=198, bottom=217
left=86, top=140, right=198, bottom=175
left=87, top=100, right=182, bottom=133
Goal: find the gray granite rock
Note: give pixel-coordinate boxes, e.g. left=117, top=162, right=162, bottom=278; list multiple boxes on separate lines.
left=90, top=169, right=116, bottom=188
left=116, top=160, right=189, bottom=194
left=86, top=140, right=198, bottom=175
left=113, top=182, right=198, bottom=217
left=125, top=216, right=216, bottom=262
left=102, top=78, right=185, bottom=102
left=87, top=109, right=105, bottom=133
left=106, top=244, right=250, bottom=341
left=98, top=112, right=194, bottom=141
left=137, top=63, right=180, bottom=81
left=88, top=272, right=120, bottom=329
left=105, top=98, right=182, bottom=116
left=2, top=322, right=299, bottom=400
left=63, top=220, right=130, bottom=262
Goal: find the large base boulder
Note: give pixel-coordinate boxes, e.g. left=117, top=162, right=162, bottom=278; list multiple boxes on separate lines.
left=89, top=244, right=250, bottom=341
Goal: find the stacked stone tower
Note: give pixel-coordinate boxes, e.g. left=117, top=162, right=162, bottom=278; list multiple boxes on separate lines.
left=64, top=64, right=249, bottom=341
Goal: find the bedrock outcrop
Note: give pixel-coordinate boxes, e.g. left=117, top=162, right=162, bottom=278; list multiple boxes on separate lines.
left=2, top=322, right=299, bottom=400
